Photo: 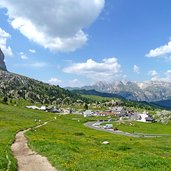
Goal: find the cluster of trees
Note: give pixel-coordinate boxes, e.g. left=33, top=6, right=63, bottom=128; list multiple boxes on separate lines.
left=155, top=110, right=171, bottom=124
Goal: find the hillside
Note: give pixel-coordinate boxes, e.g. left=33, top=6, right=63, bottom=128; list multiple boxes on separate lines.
left=71, top=89, right=124, bottom=99
left=70, top=89, right=162, bottom=110
left=0, top=69, right=87, bottom=105
left=152, top=100, right=171, bottom=109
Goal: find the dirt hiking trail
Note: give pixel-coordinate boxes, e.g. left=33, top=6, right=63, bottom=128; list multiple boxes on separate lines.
left=11, top=121, right=57, bottom=171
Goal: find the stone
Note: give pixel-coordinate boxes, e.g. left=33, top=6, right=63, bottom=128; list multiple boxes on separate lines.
left=0, top=49, right=7, bottom=71
left=102, top=141, right=109, bottom=145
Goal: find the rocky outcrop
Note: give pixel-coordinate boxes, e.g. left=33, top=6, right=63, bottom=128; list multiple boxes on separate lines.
left=0, top=70, right=85, bottom=105
left=0, top=49, right=7, bottom=71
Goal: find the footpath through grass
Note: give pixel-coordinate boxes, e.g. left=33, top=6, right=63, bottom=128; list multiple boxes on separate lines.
left=0, top=103, right=53, bottom=171
left=27, top=115, right=171, bottom=171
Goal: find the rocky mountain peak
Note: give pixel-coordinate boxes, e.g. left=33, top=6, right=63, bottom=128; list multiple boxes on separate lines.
left=81, top=80, right=171, bottom=101
left=0, top=49, right=7, bottom=71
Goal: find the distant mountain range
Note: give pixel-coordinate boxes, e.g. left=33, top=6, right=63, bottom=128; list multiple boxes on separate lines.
left=67, top=80, right=171, bottom=102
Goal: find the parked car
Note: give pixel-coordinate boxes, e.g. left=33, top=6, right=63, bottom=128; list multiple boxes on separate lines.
left=103, top=124, right=113, bottom=129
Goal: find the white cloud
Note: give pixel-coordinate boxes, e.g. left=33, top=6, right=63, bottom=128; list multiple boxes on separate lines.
left=48, top=77, right=62, bottom=86
left=165, top=70, right=171, bottom=75
left=148, top=70, right=158, bottom=77
left=63, top=57, right=122, bottom=81
left=0, top=27, right=13, bottom=56
left=21, top=55, right=28, bottom=60
left=29, top=49, right=36, bottom=53
left=148, top=69, right=171, bottom=82
left=164, top=70, right=171, bottom=82
left=20, top=52, right=28, bottom=60
left=133, top=65, right=140, bottom=74
left=148, top=70, right=159, bottom=81
left=0, top=0, right=105, bottom=52
left=146, top=40, right=171, bottom=58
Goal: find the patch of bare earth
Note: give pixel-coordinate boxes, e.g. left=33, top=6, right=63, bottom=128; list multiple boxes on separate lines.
left=11, top=122, right=57, bottom=171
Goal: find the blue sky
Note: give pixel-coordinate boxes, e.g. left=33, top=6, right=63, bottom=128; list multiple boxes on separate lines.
left=0, top=0, right=171, bottom=87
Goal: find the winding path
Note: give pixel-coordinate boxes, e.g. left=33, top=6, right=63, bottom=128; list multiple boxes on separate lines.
left=11, top=121, right=57, bottom=171
left=85, top=122, right=171, bottom=138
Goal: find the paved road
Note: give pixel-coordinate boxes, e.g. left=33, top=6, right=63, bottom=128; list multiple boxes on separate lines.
left=84, top=122, right=171, bottom=138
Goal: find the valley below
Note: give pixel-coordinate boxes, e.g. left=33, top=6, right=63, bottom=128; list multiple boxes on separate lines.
left=0, top=102, right=171, bottom=171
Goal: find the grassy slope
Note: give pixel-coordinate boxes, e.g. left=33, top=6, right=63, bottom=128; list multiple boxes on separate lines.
left=111, top=121, right=171, bottom=134
left=27, top=115, right=171, bottom=171
left=1, top=102, right=171, bottom=171
left=82, top=94, right=162, bottom=111
left=81, top=94, right=113, bottom=102
left=0, top=103, right=53, bottom=171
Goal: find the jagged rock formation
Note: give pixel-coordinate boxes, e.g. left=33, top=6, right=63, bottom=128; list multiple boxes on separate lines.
left=0, top=49, right=7, bottom=71
left=81, top=81, right=171, bottom=102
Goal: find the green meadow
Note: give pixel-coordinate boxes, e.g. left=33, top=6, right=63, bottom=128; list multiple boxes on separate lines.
left=0, top=102, right=171, bottom=171
left=111, top=121, right=171, bottom=134
left=27, top=115, right=171, bottom=171
left=0, top=103, right=53, bottom=171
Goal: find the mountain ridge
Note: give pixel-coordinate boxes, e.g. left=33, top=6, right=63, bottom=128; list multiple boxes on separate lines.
left=68, top=80, right=171, bottom=102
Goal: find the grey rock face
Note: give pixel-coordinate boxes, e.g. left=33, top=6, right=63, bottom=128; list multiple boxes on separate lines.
left=82, top=80, right=171, bottom=102
left=0, top=49, right=7, bottom=71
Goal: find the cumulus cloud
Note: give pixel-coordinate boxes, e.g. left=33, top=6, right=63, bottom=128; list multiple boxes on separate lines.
left=0, top=0, right=105, bottom=52
left=146, top=40, right=171, bottom=58
left=148, top=69, right=171, bottom=82
left=164, top=70, right=171, bottom=82
left=0, top=27, right=13, bottom=56
left=133, top=65, right=140, bottom=74
left=148, top=70, right=159, bottom=81
left=29, top=49, right=36, bottom=53
left=63, top=57, right=122, bottom=81
left=20, top=52, right=28, bottom=60
left=48, top=77, right=62, bottom=86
